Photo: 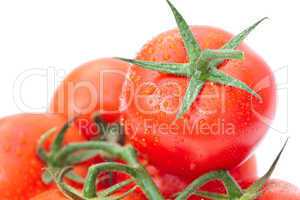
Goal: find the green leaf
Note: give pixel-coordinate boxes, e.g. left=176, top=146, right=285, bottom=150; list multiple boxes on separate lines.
left=116, top=57, right=191, bottom=76
left=177, top=74, right=205, bottom=118
left=208, top=69, right=261, bottom=100
left=166, top=0, right=201, bottom=62
left=239, top=139, right=289, bottom=200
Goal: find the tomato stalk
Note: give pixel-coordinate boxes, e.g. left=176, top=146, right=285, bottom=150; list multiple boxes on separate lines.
left=117, top=0, right=267, bottom=118
left=38, top=121, right=164, bottom=200
left=37, top=119, right=287, bottom=200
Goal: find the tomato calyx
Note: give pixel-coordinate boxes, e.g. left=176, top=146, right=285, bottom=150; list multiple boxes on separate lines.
left=117, top=0, right=267, bottom=118
left=175, top=139, right=288, bottom=200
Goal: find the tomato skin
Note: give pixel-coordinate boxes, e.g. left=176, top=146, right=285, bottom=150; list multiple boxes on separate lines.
left=31, top=189, right=146, bottom=200
left=122, top=26, right=276, bottom=179
left=50, top=58, right=129, bottom=139
left=0, top=113, right=85, bottom=200
left=31, top=189, right=68, bottom=200
left=258, top=180, right=300, bottom=200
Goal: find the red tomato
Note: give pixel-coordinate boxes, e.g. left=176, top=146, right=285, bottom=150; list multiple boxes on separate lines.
left=0, top=113, right=85, bottom=200
left=31, top=189, right=146, bottom=200
left=50, top=58, right=129, bottom=139
left=258, top=179, right=300, bottom=200
left=122, top=26, right=276, bottom=179
left=31, top=189, right=68, bottom=200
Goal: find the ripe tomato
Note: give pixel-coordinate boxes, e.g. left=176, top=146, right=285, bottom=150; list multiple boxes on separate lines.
left=0, top=113, right=85, bottom=200
left=31, top=189, right=146, bottom=200
left=122, top=26, right=276, bottom=179
left=31, top=189, right=67, bottom=200
left=258, top=179, right=300, bottom=200
left=50, top=58, right=129, bottom=139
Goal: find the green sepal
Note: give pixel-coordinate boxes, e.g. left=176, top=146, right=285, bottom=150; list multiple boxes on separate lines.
left=224, top=17, right=269, bottom=49
left=201, top=49, right=244, bottom=60
left=166, top=0, right=201, bottom=63
left=116, top=57, right=191, bottom=76
left=209, top=17, right=269, bottom=69
left=208, top=68, right=261, bottom=100
left=177, top=74, right=205, bottom=119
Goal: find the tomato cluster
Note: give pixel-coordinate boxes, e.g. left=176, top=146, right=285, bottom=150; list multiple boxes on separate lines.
left=0, top=1, right=298, bottom=200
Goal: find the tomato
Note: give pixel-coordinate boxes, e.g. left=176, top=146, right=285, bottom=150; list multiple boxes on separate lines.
left=258, top=179, right=300, bottom=200
left=31, top=189, right=67, bottom=200
left=50, top=58, right=129, bottom=139
left=0, top=113, right=85, bottom=200
left=122, top=26, right=276, bottom=179
left=32, top=189, right=146, bottom=200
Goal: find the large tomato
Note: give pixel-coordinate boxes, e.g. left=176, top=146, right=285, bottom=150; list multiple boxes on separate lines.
left=31, top=189, right=67, bottom=200
left=258, top=179, right=300, bottom=200
left=0, top=113, right=85, bottom=200
left=122, top=26, right=276, bottom=179
left=31, top=189, right=146, bottom=200
left=50, top=58, right=129, bottom=139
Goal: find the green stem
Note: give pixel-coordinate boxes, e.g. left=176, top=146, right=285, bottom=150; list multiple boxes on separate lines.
left=176, top=170, right=227, bottom=200
left=222, top=171, right=243, bottom=197
left=83, top=163, right=137, bottom=198
left=194, top=191, right=228, bottom=200
left=54, top=142, right=124, bottom=164
left=81, top=145, right=164, bottom=200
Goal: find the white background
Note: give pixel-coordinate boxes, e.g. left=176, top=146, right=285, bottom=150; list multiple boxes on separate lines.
left=0, top=0, right=299, bottom=187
